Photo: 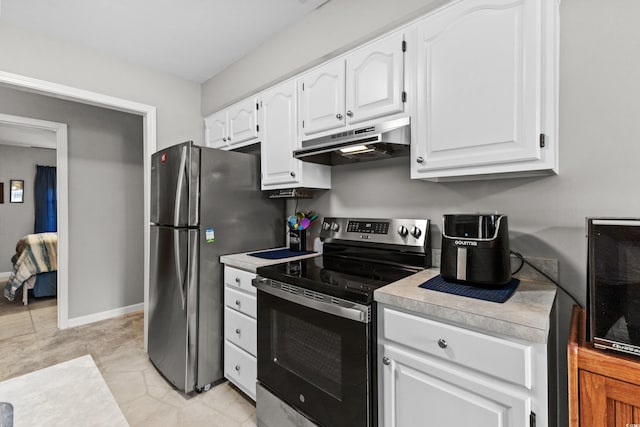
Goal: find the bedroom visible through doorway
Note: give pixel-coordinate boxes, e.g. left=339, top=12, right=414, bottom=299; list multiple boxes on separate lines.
left=0, top=114, right=65, bottom=330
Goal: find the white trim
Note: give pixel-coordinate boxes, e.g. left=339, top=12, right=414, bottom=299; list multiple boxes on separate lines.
left=0, top=71, right=156, bottom=351
left=66, top=303, right=144, bottom=328
left=0, top=272, right=11, bottom=280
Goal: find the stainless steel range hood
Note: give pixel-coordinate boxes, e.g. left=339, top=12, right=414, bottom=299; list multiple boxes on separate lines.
left=293, top=117, right=410, bottom=165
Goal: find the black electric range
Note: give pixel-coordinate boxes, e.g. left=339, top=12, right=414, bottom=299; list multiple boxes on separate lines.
left=254, top=217, right=431, bottom=427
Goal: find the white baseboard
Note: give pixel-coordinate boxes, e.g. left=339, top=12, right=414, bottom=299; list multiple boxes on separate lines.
left=0, top=271, right=12, bottom=279
left=67, top=303, right=144, bottom=328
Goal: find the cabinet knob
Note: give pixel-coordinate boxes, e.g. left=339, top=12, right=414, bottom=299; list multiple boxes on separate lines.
left=336, top=113, right=343, bottom=120
left=223, top=137, right=227, bottom=142
left=235, top=328, right=241, bottom=334
left=382, top=356, right=391, bottom=366
left=228, top=136, right=232, bottom=141
left=235, top=300, right=241, bottom=306
left=290, top=171, right=296, bottom=178
left=438, top=338, right=448, bottom=349
left=416, top=157, right=424, bottom=164
left=346, top=110, right=353, bottom=117
left=235, top=365, right=240, bottom=371
left=235, top=277, right=240, bottom=283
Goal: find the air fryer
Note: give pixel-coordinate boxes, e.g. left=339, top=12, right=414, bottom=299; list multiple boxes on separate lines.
left=440, top=214, right=511, bottom=287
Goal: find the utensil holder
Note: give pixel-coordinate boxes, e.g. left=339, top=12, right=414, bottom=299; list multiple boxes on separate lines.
left=289, top=229, right=307, bottom=252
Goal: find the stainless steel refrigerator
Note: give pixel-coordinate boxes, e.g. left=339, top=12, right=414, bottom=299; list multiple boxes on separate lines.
left=148, top=141, right=284, bottom=393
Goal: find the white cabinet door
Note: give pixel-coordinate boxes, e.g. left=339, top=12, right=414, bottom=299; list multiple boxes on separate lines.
left=346, top=31, right=405, bottom=125
left=381, top=344, right=530, bottom=427
left=261, top=80, right=301, bottom=188
left=204, top=110, right=227, bottom=149
left=227, top=97, right=259, bottom=146
left=299, top=59, right=346, bottom=137
left=414, top=0, right=543, bottom=176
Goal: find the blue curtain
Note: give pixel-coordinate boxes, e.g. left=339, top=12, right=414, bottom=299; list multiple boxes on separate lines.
left=34, top=165, right=57, bottom=233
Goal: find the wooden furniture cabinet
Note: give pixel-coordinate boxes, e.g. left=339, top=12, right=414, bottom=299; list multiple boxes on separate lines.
left=204, top=97, right=259, bottom=150
left=411, top=0, right=559, bottom=181
left=223, top=265, right=258, bottom=400
left=298, top=30, right=408, bottom=139
left=568, top=306, right=640, bottom=427
left=379, top=304, right=549, bottom=427
left=259, top=79, right=331, bottom=190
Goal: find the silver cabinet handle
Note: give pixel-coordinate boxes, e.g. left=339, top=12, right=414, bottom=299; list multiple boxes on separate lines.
left=416, top=157, right=425, bottom=164
left=346, top=110, right=353, bottom=117
left=235, top=328, right=241, bottom=334
left=336, top=113, right=343, bottom=120
left=382, top=357, right=391, bottom=366
left=235, top=300, right=241, bottom=306
left=235, top=365, right=240, bottom=371
left=290, top=171, right=296, bottom=178
left=438, top=339, right=448, bottom=349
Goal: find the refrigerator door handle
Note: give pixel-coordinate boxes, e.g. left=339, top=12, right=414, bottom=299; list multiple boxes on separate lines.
left=174, top=229, right=186, bottom=310
left=173, top=146, right=188, bottom=227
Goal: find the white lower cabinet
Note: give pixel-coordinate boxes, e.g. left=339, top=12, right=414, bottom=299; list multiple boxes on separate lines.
left=378, top=305, right=548, bottom=427
left=223, top=265, right=257, bottom=400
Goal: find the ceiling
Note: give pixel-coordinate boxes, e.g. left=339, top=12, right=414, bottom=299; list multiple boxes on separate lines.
left=0, top=0, right=328, bottom=83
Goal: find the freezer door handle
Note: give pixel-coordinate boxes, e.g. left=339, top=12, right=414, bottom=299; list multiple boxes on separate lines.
left=174, top=229, right=186, bottom=309
left=173, top=145, right=188, bottom=227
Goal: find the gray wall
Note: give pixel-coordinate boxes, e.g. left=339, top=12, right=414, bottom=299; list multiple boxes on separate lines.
left=0, top=86, right=144, bottom=318
left=201, top=0, right=640, bottom=425
left=201, top=0, right=451, bottom=115
left=0, top=22, right=202, bottom=150
left=0, top=145, right=56, bottom=272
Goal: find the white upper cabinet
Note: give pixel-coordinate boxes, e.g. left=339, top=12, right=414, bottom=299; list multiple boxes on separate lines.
left=227, top=99, right=259, bottom=145
left=299, top=59, right=345, bottom=137
left=346, top=31, right=405, bottom=125
left=412, top=0, right=558, bottom=181
left=299, top=31, right=407, bottom=139
left=204, top=110, right=227, bottom=149
left=260, top=79, right=331, bottom=190
left=204, top=97, right=259, bottom=150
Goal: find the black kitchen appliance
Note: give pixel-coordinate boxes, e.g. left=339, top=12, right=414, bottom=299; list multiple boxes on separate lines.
left=253, top=217, right=431, bottom=427
left=588, top=218, right=640, bottom=357
left=440, top=213, right=511, bottom=287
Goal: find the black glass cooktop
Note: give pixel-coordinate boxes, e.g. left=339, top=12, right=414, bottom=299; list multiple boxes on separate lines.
left=256, top=255, right=421, bottom=304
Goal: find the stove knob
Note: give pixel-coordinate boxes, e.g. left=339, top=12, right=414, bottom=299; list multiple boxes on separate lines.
left=410, top=226, right=422, bottom=238
left=322, top=221, right=331, bottom=231
left=331, top=222, right=340, bottom=232
left=397, top=225, right=408, bottom=237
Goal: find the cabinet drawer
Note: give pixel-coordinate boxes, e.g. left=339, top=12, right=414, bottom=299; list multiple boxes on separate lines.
left=224, top=341, right=257, bottom=401
left=224, top=266, right=257, bottom=294
left=224, top=307, right=257, bottom=356
left=225, top=285, right=257, bottom=318
left=381, top=306, right=532, bottom=388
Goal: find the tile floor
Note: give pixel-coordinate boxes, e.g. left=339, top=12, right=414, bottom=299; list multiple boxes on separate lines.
left=0, top=287, right=256, bottom=427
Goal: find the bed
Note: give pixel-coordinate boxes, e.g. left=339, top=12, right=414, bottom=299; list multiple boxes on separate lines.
left=4, top=233, right=58, bottom=305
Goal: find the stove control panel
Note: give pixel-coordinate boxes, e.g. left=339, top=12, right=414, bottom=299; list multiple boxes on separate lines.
left=320, top=217, right=430, bottom=250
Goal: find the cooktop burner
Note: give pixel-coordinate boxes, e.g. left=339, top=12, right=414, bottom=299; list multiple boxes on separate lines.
left=256, top=217, right=432, bottom=304
left=256, top=256, right=419, bottom=304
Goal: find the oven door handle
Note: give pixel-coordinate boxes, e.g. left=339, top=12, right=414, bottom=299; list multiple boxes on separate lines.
left=255, top=279, right=371, bottom=323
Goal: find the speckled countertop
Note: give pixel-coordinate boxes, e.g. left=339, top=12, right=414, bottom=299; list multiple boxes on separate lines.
left=375, top=269, right=557, bottom=343
left=220, top=247, right=320, bottom=273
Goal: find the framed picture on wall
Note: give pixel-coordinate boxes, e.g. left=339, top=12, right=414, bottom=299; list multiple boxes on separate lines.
left=10, top=179, right=24, bottom=203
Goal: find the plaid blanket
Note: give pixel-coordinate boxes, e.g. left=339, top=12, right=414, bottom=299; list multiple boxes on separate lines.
left=4, top=233, right=58, bottom=301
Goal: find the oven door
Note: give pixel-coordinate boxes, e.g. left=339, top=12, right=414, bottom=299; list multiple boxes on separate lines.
left=256, top=283, right=372, bottom=427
